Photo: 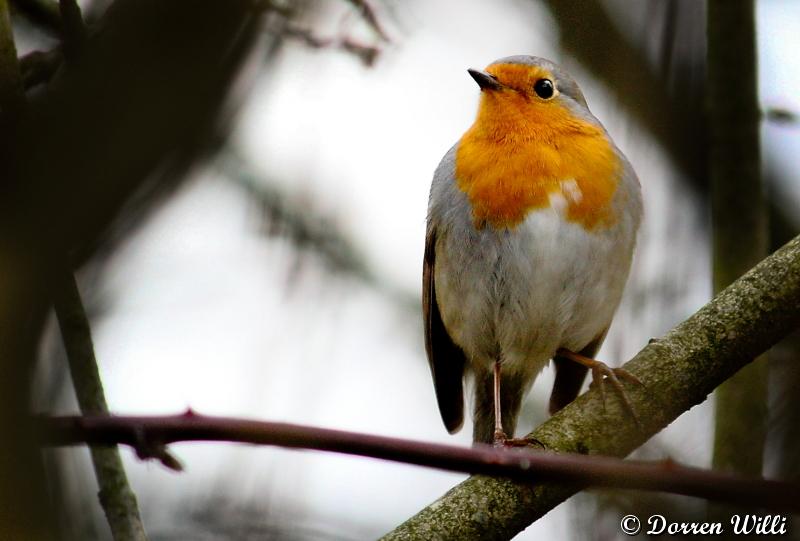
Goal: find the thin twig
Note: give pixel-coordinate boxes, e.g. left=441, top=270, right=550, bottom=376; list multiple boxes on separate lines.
left=343, top=0, right=391, bottom=42
left=282, top=23, right=381, bottom=66
left=765, top=108, right=798, bottom=125
left=54, top=272, right=149, bottom=541
left=37, top=412, right=800, bottom=513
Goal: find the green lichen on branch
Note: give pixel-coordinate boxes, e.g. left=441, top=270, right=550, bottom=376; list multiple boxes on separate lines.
left=382, top=234, right=800, bottom=540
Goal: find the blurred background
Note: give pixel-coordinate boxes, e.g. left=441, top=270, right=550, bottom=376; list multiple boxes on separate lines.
left=4, top=0, right=800, bottom=539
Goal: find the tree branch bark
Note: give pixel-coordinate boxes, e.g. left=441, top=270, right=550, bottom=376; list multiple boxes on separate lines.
left=54, top=271, right=148, bottom=541
left=381, top=234, right=800, bottom=540
left=36, top=411, right=800, bottom=511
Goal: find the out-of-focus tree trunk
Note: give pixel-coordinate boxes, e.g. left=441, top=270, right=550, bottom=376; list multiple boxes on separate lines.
left=0, top=1, right=57, bottom=537
left=0, top=1, right=268, bottom=536
left=766, top=213, right=800, bottom=509
left=0, top=255, right=57, bottom=539
left=766, top=330, right=800, bottom=481
left=541, top=0, right=706, bottom=187
left=707, top=0, right=768, bottom=509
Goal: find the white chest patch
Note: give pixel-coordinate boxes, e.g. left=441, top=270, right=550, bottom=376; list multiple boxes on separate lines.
left=548, top=179, right=583, bottom=215
left=560, top=178, right=583, bottom=204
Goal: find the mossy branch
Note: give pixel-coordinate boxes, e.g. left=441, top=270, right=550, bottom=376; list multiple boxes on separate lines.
left=382, top=233, right=800, bottom=540
left=54, top=272, right=149, bottom=541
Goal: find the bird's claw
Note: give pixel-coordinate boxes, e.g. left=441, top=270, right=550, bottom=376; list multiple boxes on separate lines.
left=493, top=431, right=545, bottom=449
left=504, top=436, right=546, bottom=449
left=589, top=362, right=643, bottom=428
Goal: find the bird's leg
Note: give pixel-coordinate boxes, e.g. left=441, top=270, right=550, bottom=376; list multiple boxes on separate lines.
left=492, top=360, right=507, bottom=446
left=491, top=361, right=545, bottom=448
left=556, top=348, right=644, bottom=427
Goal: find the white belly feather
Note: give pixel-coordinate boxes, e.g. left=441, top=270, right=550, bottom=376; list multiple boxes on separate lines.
left=434, top=193, right=636, bottom=379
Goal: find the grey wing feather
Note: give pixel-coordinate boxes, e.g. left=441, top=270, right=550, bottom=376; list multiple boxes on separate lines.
left=423, top=228, right=466, bottom=433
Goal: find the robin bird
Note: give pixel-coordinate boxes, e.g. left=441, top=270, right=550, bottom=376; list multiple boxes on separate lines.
left=423, top=55, right=643, bottom=445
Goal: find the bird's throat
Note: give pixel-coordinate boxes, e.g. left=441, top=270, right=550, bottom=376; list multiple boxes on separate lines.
left=455, top=98, right=621, bottom=231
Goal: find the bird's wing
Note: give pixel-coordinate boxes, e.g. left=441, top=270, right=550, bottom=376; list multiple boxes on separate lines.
left=548, top=331, right=607, bottom=414
left=423, top=227, right=466, bottom=433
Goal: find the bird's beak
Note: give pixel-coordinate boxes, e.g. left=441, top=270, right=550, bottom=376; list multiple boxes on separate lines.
left=468, top=68, right=502, bottom=91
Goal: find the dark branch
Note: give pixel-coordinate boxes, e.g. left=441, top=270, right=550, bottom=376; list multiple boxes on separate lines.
left=37, top=412, right=800, bottom=513
left=765, top=108, right=798, bottom=125
left=282, top=23, right=381, bottom=66
left=343, top=0, right=391, bottom=42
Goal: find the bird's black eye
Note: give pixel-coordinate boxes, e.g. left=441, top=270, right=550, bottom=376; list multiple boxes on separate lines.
left=533, top=79, right=555, bottom=99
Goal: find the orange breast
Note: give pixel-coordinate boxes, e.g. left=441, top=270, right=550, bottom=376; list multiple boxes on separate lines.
left=455, top=92, right=620, bottom=231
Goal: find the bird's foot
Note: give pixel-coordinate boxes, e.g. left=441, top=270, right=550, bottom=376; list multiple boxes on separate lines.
left=503, top=436, right=546, bottom=449
left=556, top=348, right=644, bottom=428
left=493, top=430, right=545, bottom=449
left=493, top=429, right=508, bottom=448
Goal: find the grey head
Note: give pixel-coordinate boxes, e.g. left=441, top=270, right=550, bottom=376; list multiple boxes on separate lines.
left=481, top=55, right=590, bottom=110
